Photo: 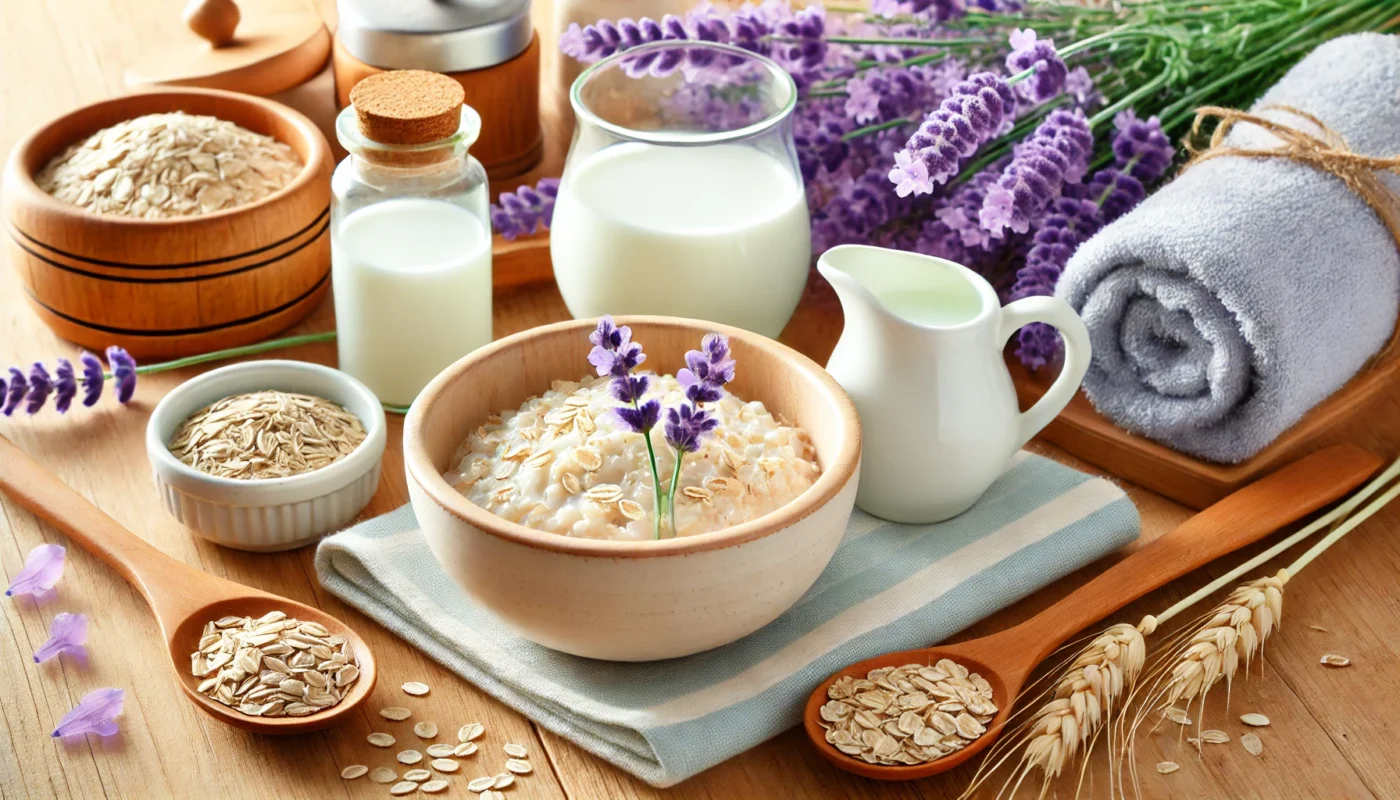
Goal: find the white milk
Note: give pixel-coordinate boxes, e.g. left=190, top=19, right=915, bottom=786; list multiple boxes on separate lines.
left=332, top=198, right=492, bottom=407
left=550, top=142, right=811, bottom=338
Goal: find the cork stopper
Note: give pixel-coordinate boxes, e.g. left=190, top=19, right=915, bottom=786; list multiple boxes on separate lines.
left=350, top=70, right=466, bottom=145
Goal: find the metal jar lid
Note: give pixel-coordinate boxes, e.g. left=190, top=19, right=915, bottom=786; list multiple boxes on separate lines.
left=337, top=0, right=533, bottom=73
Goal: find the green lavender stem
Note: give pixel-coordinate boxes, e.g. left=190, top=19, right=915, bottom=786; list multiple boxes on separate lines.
left=666, top=448, right=686, bottom=540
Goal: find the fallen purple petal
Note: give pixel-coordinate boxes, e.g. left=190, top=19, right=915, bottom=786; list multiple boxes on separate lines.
left=3, top=367, right=26, bottom=416
left=6, top=543, right=65, bottom=601
left=52, top=687, right=124, bottom=739
left=34, top=612, right=88, bottom=663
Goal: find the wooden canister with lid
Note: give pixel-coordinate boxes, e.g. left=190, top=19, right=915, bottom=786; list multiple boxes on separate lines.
left=332, top=0, right=543, bottom=181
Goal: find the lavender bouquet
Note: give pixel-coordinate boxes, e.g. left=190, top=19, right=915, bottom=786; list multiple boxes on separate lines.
left=495, top=0, right=1400, bottom=368
left=587, top=316, right=733, bottom=539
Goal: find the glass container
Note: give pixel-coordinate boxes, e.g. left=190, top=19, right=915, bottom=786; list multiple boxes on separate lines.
left=549, top=41, right=809, bottom=339
left=331, top=104, right=492, bottom=408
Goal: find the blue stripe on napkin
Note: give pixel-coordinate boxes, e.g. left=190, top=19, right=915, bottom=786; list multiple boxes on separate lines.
left=314, top=452, right=1138, bottom=786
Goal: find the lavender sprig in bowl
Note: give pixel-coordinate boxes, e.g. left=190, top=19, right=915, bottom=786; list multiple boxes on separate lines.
left=402, top=316, right=862, bottom=660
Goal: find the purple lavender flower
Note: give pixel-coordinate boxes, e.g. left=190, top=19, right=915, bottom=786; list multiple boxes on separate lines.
left=105, top=346, right=137, bottom=404
left=1010, top=196, right=1105, bottom=368
left=1006, top=29, right=1068, bottom=104
left=491, top=178, right=560, bottom=241
left=891, top=72, right=1016, bottom=194
left=53, top=358, right=77, bottom=414
left=3, top=367, right=24, bottom=416
left=795, top=116, right=851, bottom=182
left=677, top=333, right=735, bottom=404
left=26, top=362, right=52, bottom=415
left=979, top=109, right=1093, bottom=237
left=79, top=351, right=104, bottom=407
left=1064, top=67, right=1101, bottom=109
left=53, top=688, right=124, bottom=739
left=1086, top=167, right=1147, bottom=223
left=775, top=6, right=827, bottom=72
left=5, top=543, right=65, bottom=601
left=34, top=612, right=88, bottom=664
left=664, top=404, right=720, bottom=453
left=589, top=316, right=660, bottom=434
left=1111, top=110, right=1174, bottom=183
left=870, top=0, right=964, bottom=21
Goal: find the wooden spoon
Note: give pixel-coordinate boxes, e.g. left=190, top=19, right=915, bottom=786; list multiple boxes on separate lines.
left=803, top=444, right=1380, bottom=780
left=0, top=434, right=376, bottom=734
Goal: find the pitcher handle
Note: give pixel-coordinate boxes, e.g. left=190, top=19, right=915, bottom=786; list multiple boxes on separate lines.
left=998, top=295, right=1092, bottom=451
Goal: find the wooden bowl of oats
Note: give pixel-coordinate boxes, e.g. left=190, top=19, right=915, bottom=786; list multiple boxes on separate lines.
left=1, top=87, right=332, bottom=359
left=404, top=316, right=862, bottom=661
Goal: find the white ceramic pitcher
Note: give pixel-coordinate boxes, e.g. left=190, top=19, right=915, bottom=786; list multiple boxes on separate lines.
left=819, top=245, right=1091, bottom=523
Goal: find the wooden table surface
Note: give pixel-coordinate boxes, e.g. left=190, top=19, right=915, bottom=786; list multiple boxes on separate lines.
left=4, top=1, right=1399, bottom=798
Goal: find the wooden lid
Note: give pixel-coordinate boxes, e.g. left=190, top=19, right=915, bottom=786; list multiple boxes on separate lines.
left=123, top=0, right=330, bottom=97
left=350, top=70, right=465, bottom=145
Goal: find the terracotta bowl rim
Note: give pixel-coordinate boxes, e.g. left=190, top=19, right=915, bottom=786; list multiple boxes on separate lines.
left=404, top=316, right=862, bottom=559
left=3, top=86, right=329, bottom=230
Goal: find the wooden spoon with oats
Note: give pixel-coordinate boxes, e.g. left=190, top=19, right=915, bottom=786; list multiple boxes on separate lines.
left=0, top=434, right=376, bottom=734
left=802, top=445, right=1380, bottom=781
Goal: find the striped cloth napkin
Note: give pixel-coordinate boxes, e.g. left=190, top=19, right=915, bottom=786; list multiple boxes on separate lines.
left=314, top=451, right=1138, bottom=787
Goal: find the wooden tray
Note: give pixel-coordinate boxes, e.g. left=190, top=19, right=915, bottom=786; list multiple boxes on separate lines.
left=1010, top=354, right=1400, bottom=509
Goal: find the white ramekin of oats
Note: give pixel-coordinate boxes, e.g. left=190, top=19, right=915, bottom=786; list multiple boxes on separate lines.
left=405, top=317, right=861, bottom=661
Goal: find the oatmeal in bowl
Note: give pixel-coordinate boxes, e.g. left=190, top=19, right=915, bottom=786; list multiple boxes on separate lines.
left=446, top=320, right=822, bottom=541
left=404, top=316, right=861, bottom=661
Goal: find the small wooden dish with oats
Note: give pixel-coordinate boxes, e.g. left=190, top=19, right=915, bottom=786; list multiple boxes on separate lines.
left=404, top=316, right=862, bottom=661
left=146, top=360, right=387, bottom=552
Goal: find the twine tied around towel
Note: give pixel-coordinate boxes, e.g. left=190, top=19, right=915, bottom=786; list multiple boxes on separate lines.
left=1184, top=105, right=1400, bottom=248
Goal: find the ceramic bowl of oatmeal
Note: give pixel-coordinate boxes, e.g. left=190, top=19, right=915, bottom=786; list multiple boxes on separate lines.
left=404, top=317, right=861, bottom=661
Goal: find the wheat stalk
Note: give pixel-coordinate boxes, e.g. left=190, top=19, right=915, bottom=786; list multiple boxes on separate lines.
left=967, top=456, right=1400, bottom=799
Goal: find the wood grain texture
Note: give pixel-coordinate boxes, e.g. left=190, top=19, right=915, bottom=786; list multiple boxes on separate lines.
left=1012, top=345, right=1400, bottom=511
left=3, top=2, right=1400, bottom=799
left=800, top=444, right=1380, bottom=782
left=2, top=87, right=333, bottom=358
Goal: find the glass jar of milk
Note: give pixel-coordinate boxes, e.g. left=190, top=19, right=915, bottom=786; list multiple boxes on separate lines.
left=331, top=74, right=493, bottom=408
left=550, top=41, right=810, bottom=339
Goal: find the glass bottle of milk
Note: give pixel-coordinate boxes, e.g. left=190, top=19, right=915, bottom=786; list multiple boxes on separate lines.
left=550, top=41, right=811, bottom=339
left=331, top=73, right=492, bottom=408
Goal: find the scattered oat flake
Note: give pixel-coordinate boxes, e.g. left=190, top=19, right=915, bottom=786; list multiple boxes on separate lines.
left=402, top=681, right=431, bottom=696
left=397, top=749, right=423, bottom=764
left=403, top=769, right=431, bottom=781
left=1242, top=733, right=1264, bottom=756
left=503, top=742, right=527, bottom=758
left=340, top=765, right=368, bottom=780
left=421, top=780, right=450, bottom=794
left=467, top=776, right=496, bottom=792
left=493, top=773, right=516, bottom=788
left=414, top=721, right=438, bottom=739
left=1320, top=653, right=1352, bottom=667
left=1202, top=730, right=1231, bottom=744
left=1240, top=713, right=1270, bottom=727
left=453, top=741, right=478, bottom=757
left=1165, top=708, right=1192, bottom=725
left=369, top=767, right=398, bottom=784
left=368, top=732, right=397, bottom=747
left=1156, top=761, right=1179, bottom=774
left=389, top=781, right=419, bottom=796
left=380, top=706, right=413, bottom=721
left=426, top=744, right=457, bottom=758
left=505, top=758, right=532, bottom=775
left=430, top=758, right=459, bottom=773
left=458, top=722, right=485, bottom=742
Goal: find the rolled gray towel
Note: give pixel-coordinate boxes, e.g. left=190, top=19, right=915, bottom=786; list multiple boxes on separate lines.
left=1057, top=33, right=1400, bottom=464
